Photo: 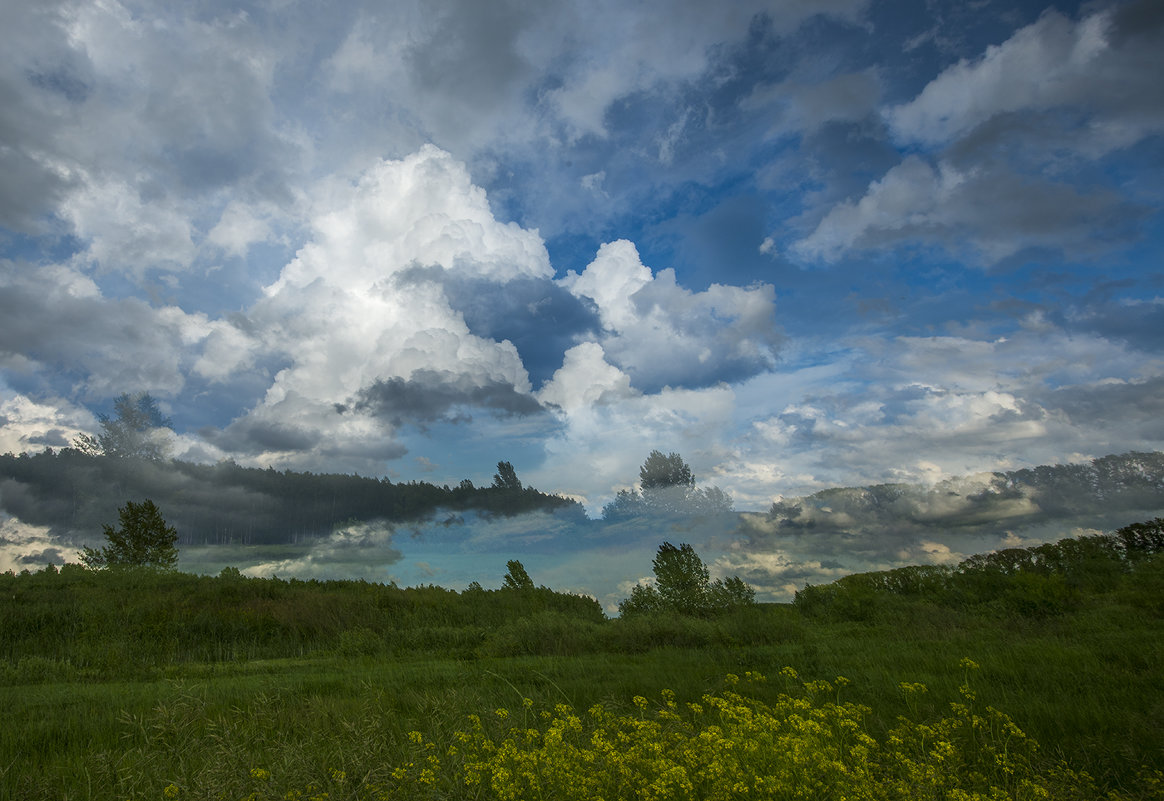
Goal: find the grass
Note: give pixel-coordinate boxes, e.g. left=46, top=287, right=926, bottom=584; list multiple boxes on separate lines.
left=3, top=603, right=1161, bottom=799
left=3, top=535, right=1162, bottom=799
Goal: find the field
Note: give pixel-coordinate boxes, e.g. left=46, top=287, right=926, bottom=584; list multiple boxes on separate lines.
left=2, top=531, right=1162, bottom=800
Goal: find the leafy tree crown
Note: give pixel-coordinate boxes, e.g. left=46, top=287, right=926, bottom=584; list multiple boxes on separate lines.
left=618, top=541, right=754, bottom=617
left=79, top=499, right=179, bottom=571
left=493, top=461, right=522, bottom=491
left=502, top=559, right=535, bottom=590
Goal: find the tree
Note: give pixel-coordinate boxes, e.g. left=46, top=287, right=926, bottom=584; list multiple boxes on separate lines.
left=618, top=542, right=754, bottom=617
left=79, top=499, right=179, bottom=571
left=493, top=461, right=522, bottom=491
left=74, top=392, right=173, bottom=460
left=652, top=542, right=711, bottom=615
left=502, top=559, right=535, bottom=590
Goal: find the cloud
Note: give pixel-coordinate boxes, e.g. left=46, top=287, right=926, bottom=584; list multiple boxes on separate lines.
left=786, top=3, right=1164, bottom=265
left=560, top=240, right=782, bottom=390
left=535, top=352, right=737, bottom=512
left=724, top=320, right=1164, bottom=501
left=790, top=156, right=1139, bottom=264
left=205, top=146, right=554, bottom=471
left=537, top=0, right=868, bottom=140
left=744, top=70, right=882, bottom=136
left=0, top=0, right=298, bottom=272
left=886, top=3, right=1164, bottom=156
left=723, top=451, right=1164, bottom=598
left=405, top=268, right=600, bottom=385
left=0, top=260, right=214, bottom=398
left=348, top=369, right=546, bottom=429
left=0, top=512, right=69, bottom=574
left=0, top=391, right=94, bottom=455
left=242, top=519, right=404, bottom=582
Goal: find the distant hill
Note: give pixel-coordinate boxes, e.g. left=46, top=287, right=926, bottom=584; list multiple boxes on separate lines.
left=0, top=450, right=582, bottom=549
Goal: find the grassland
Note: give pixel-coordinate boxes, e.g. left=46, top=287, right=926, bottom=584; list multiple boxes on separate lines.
left=2, top=528, right=1161, bottom=800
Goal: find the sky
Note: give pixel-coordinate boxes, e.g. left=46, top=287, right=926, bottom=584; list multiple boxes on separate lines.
left=2, top=0, right=1163, bottom=527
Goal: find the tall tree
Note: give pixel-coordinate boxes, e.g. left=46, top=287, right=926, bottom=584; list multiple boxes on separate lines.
left=618, top=541, right=754, bottom=617
left=74, top=392, right=173, bottom=460
left=493, top=461, right=522, bottom=491
left=79, top=499, right=179, bottom=571
left=502, top=559, right=535, bottom=590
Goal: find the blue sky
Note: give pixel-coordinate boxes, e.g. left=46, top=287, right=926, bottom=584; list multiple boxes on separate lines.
left=2, top=0, right=1162, bottom=523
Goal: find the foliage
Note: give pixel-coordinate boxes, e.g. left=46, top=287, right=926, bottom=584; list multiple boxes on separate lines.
left=619, top=542, right=755, bottom=617
left=501, top=559, right=534, bottom=590
left=74, top=392, right=173, bottom=460
left=454, top=666, right=1097, bottom=801
left=0, top=565, right=605, bottom=672
left=3, top=545, right=1164, bottom=798
left=492, top=461, right=522, bottom=491
left=794, top=518, right=1164, bottom=621
left=79, top=499, right=179, bottom=571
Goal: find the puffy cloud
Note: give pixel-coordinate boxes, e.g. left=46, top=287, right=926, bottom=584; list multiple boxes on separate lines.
left=537, top=0, right=869, bottom=140
left=724, top=451, right=1164, bottom=599
left=407, top=268, right=600, bottom=385
left=242, top=519, right=404, bottom=582
left=0, top=513, right=71, bottom=574
left=62, top=176, right=197, bottom=274
left=535, top=354, right=737, bottom=511
left=561, top=240, right=782, bottom=390
left=727, top=322, right=1164, bottom=499
left=207, top=201, right=275, bottom=258
left=788, top=3, right=1164, bottom=265
left=537, top=343, right=635, bottom=414
left=216, top=147, right=553, bottom=470
left=0, top=392, right=94, bottom=455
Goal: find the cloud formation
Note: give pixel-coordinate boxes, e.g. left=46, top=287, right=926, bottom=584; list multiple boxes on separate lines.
left=0, top=0, right=1160, bottom=560
left=561, top=240, right=782, bottom=391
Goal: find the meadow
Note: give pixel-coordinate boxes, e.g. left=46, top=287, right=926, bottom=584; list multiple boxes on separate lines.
left=2, top=523, right=1161, bottom=800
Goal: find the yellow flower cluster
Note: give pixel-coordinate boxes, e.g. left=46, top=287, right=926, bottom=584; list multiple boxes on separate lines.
left=453, top=666, right=1084, bottom=801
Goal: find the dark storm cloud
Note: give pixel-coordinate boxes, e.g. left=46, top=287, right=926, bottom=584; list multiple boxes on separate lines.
left=406, top=267, right=601, bottom=385
left=347, top=369, right=545, bottom=429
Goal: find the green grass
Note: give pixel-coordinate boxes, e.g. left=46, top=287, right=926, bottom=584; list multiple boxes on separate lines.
left=3, top=539, right=1162, bottom=799
left=3, top=603, right=1161, bottom=799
